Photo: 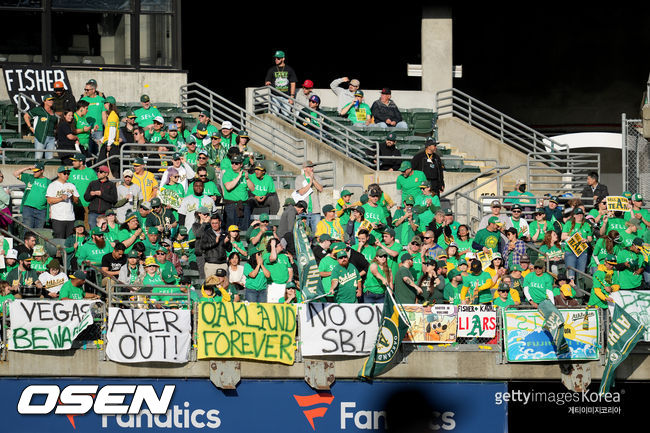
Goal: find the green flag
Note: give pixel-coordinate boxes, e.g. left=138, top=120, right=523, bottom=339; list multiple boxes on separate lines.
left=600, top=305, right=646, bottom=394
left=537, top=299, right=570, bottom=356
left=293, top=217, right=324, bottom=301
left=358, top=292, right=410, bottom=379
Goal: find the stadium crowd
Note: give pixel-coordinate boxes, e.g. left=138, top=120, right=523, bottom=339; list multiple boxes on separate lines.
left=0, top=53, right=648, bottom=315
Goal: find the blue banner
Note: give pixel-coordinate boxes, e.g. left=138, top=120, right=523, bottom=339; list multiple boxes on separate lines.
left=0, top=378, right=506, bottom=432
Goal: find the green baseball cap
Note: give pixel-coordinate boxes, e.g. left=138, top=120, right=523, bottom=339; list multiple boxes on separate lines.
left=140, top=94, right=150, bottom=102
left=151, top=197, right=162, bottom=207
left=259, top=213, right=270, bottom=222
left=633, top=193, right=644, bottom=202
left=336, top=250, right=348, bottom=259
left=322, top=204, right=335, bottom=214
left=340, top=190, right=352, bottom=197
left=57, top=166, right=70, bottom=173
left=404, top=195, right=415, bottom=205
left=488, top=216, right=500, bottom=224
left=90, top=227, right=104, bottom=236
left=623, top=191, right=632, bottom=199
left=274, top=50, right=285, bottom=58
left=399, top=161, right=412, bottom=172
left=32, top=162, right=45, bottom=171
left=148, top=227, right=159, bottom=235
left=105, top=96, right=116, bottom=104
left=133, top=157, right=145, bottom=166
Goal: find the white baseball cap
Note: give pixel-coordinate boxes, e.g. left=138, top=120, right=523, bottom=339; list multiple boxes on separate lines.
left=221, top=121, right=233, bottom=130
left=6, top=249, right=18, bottom=260
left=153, top=116, right=165, bottom=124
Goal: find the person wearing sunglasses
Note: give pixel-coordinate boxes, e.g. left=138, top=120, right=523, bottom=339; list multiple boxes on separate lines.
left=79, top=79, right=106, bottom=157
left=191, top=150, right=217, bottom=182
left=46, top=166, right=80, bottom=238
left=191, top=110, right=219, bottom=137
left=51, top=80, right=76, bottom=117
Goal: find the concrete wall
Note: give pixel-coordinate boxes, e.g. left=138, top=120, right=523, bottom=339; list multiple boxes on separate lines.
left=5, top=349, right=650, bottom=383
left=0, top=69, right=187, bottom=104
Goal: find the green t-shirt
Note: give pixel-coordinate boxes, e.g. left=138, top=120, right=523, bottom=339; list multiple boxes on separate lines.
left=59, top=281, right=85, bottom=300
left=74, top=112, right=91, bottom=147
left=319, top=255, right=338, bottom=293
left=364, top=264, right=388, bottom=295
left=134, top=106, right=162, bottom=128
left=523, top=272, right=554, bottom=304
left=589, top=269, right=619, bottom=308
left=443, top=281, right=463, bottom=305
left=474, top=228, right=501, bottom=253
left=202, top=181, right=222, bottom=199
left=396, top=170, right=427, bottom=204
left=331, top=263, right=360, bottom=303
left=76, top=241, right=112, bottom=266
left=20, top=173, right=50, bottom=210
left=222, top=169, right=249, bottom=202
left=81, top=94, right=106, bottom=131
left=263, top=252, right=291, bottom=284
left=346, top=102, right=372, bottom=124
left=616, top=249, right=645, bottom=289
left=393, top=208, right=420, bottom=247
left=70, top=167, right=98, bottom=207
left=250, top=174, right=276, bottom=197
left=463, top=271, right=493, bottom=303
left=244, top=262, right=267, bottom=292
left=393, top=265, right=417, bottom=304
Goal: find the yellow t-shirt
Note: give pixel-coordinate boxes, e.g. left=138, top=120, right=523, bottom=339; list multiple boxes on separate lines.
left=102, top=111, right=120, bottom=145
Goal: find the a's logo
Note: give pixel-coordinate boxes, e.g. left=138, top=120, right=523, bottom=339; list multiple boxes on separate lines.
left=293, top=392, right=334, bottom=431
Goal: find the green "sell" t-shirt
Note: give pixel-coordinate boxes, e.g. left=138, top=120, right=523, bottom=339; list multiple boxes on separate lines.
left=20, top=173, right=50, bottom=210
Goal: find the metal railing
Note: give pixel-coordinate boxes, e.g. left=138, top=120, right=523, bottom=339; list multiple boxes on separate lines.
left=436, top=88, right=569, bottom=155
left=180, top=82, right=308, bottom=172
left=252, top=86, right=380, bottom=170
left=527, top=151, right=600, bottom=195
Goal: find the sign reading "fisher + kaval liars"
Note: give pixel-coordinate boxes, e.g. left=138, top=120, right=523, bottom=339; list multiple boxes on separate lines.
left=8, top=300, right=96, bottom=350
left=197, top=302, right=297, bottom=365
left=106, top=308, right=192, bottom=363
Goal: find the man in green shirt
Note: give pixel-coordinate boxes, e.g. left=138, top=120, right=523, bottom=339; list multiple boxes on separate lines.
left=134, top=94, right=162, bottom=129
left=341, top=90, right=372, bottom=126
left=248, top=163, right=279, bottom=215
left=264, top=238, right=294, bottom=303
left=473, top=217, right=502, bottom=254
left=59, top=270, right=100, bottom=300
left=617, top=238, right=647, bottom=290
left=80, top=79, right=106, bottom=156
left=588, top=254, right=620, bottom=309
left=329, top=250, right=362, bottom=303
left=6, top=253, right=42, bottom=298
left=393, top=253, right=423, bottom=304
left=76, top=227, right=112, bottom=268
left=13, top=162, right=50, bottom=229
left=376, top=228, right=403, bottom=276
left=523, top=259, right=555, bottom=307
left=396, top=161, right=426, bottom=205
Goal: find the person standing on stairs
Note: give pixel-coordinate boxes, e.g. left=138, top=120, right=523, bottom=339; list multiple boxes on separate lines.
left=411, top=137, right=445, bottom=196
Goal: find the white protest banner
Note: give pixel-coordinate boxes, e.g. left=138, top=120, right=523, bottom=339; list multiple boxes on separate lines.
left=457, top=304, right=497, bottom=338
left=9, top=300, right=96, bottom=350
left=298, top=303, right=382, bottom=356
left=106, top=307, right=191, bottom=363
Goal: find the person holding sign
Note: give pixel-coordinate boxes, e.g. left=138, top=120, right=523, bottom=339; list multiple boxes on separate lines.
left=561, top=209, right=592, bottom=279
left=23, top=94, right=57, bottom=160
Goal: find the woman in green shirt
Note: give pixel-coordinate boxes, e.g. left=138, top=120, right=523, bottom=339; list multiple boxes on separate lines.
left=455, top=225, right=475, bottom=259
left=589, top=230, right=621, bottom=273
left=529, top=210, right=550, bottom=245
left=561, top=209, right=593, bottom=277
left=539, top=230, right=564, bottom=275
left=243, top=249, right=270, bottom=303
left=65, top=221, right=88, bottom=270
left=363, top=250, right=392, bottom=303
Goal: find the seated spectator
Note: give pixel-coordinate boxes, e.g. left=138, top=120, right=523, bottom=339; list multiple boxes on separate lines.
left=300, top=95, right=327, bottom=137
left=38, top=259, right=68, bottom=298
left=370, top=88, right=408, bottom=129
left=135, top=94, right=162, bottom=130
left=377, top=133, right=402, bottom=171
left=493, top=282, right=516, bottom=309
left=278, top=281, right=302, bottom=304
left=295, top=79, right=315, bottom=109
left=192, top=111, right=219, bottom=137
left=341, top=90, right=372, bottom=126
left=120, top=111, right=138, bottom=145
left=59, top=270, right=100, bottom=300
left=7, top=253, right=43, bottom=298
left=119, top=250, right=144, bottom=287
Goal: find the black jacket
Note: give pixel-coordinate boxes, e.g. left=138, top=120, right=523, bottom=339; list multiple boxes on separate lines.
left=200, top=225, right=231, bottom=264
left=411, top=150, right=445, bottom=190
left=378, top=141, right=402, bottom=171
left=84, top=179, right=117, bottom=214
left=370, top=99, right=404, bottom=125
